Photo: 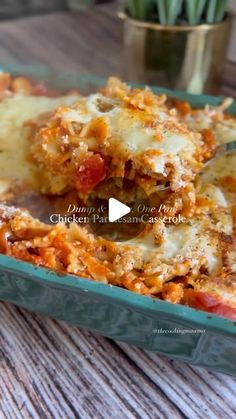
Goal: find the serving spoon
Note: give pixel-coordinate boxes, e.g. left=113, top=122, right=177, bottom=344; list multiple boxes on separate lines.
left=205, top=140, right=236, bottom=165
left=156, top=140, right=236, bottom=192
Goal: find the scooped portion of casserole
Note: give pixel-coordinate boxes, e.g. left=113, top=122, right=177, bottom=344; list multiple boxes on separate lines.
left=0, top=72, right=235, bottom=321
left=29, top=78, right=214, bottom=199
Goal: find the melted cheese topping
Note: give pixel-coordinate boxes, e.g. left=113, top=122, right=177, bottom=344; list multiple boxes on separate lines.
left=120, top=215, right=222, bottom=278
left=110, top=110, right=195, bottom=154
left=61, top=94, right=198, bottom=161
left=33, top=90, right=203, bottom=195
left=120, top=151, right=236, bottom=278
left=184, top=109, right=236, bottom=146
left=0, top=93, right=78, bottom=190
left=201, top=153, right=236, bottom=181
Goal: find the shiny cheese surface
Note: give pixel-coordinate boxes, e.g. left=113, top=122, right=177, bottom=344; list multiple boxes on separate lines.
left=31, top=90, right=204, bottom=196
left=60, top=93, right=198, bottom=168
left=0, top=93, right=78, bottom=190
left=119, top=152, right=236, bottom=279
left=183, top=105, right=236, bottom=145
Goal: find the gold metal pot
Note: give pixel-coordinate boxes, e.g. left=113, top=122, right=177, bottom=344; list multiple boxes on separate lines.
left=119, top=12, right=233, bottom=94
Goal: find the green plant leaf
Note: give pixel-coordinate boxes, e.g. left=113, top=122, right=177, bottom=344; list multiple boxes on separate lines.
left=196, top=0, right=207, bottom=23
left=206, top=0, right=228, bottom=23
left=185, top=0, right=196, bottom=25
left=166, top=0, right=183, bottom=25
left=215, top=0, right=228, bottom=22
left=156, top=0, right=167, bottom=25
left=127, top=0, right=136, bottom=18
left=206, top=0, right=217, bottom=23
left=128, top=0, right=228, bottom=24
left=127, top=0, right=151, bottom=20
left=185, top=0, right=207, bottom=25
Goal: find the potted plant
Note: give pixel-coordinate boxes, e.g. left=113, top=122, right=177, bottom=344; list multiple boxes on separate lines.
left=119, top=0, right=232, bottom=93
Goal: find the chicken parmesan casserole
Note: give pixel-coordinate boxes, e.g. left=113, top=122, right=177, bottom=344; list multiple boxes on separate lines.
left=0, top=72, right=236, bottom=321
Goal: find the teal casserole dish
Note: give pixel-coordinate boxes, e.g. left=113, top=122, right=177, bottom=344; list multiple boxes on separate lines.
left=0, top=65, right=236, bottom=376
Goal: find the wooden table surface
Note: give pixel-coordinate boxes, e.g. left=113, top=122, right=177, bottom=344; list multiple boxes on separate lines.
left=0, top=4, right=236, bottom=418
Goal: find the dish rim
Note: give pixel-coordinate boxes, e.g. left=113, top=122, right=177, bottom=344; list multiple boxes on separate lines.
left=0, top=254, right=235, bottom=335
left=1, top=63, right=236, bottom=112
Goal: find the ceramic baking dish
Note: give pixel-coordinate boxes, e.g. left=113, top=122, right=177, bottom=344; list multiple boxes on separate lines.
left=0, top=64, right=235, bottom=376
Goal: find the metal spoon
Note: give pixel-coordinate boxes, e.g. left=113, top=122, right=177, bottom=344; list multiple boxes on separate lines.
left=156, top=140, right=236, bottom=191
left=204, top=140, right=236, bottom=166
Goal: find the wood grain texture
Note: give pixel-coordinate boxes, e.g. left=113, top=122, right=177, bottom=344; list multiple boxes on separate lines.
left=0, top=0, right=67, bottom=20
left=0, top=3, right=235, bottom=92
left=0, top=3, right=236, bottom=418
left=1, top=302, right=236, bottom=419
left=0, top=6, right=122, bottom=76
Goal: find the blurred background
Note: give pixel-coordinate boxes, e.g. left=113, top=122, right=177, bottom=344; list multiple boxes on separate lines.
left=0, top=0, right=234, bottom=61
left=0, top=0, right=112, bottom=19
left=0, top=0, right=235, bottom=94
